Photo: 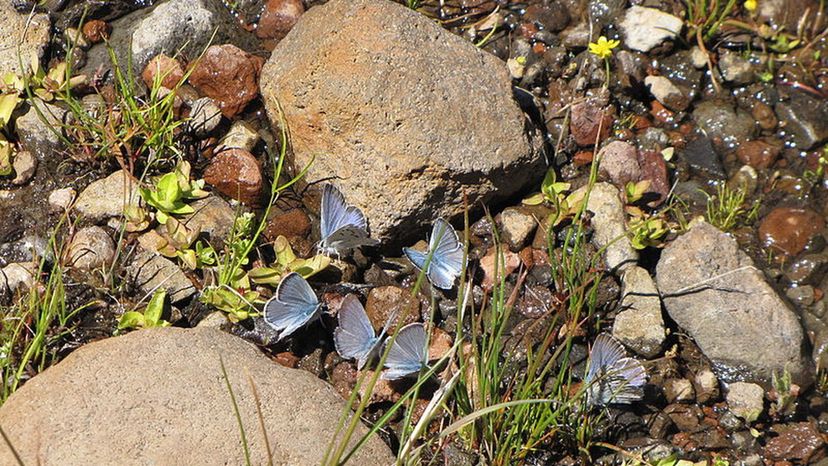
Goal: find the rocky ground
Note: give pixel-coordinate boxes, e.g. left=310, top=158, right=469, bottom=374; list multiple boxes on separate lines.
left=0, top=0, right=827, bottom=464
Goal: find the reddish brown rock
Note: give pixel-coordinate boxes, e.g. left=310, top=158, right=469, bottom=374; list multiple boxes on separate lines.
left=330, top=361, right=357, bottom=400
left=736, top=140, right=781, bottom=170
left=82, top=19, right=110, bottom=44
left=758, top=207, right=825, bottom=256
left=142, top=54, right=185, bottom=89
left=365, top=286, right=420, bottom=334
left=428, top=327, right=453, bottom=361
left=256, top=0, right=305, bottom=40
left=264, top=208, right=312, bottom=242
left=764, top=422, right=825, bottom=463
left=570, top=99, right=613, bottom=146
left=203, top=148, right=263, bottom=204
left=480, top=245, right=520, bottom=291
left=189, top=44, right=263, bottom=118
left=637, top=149, right=670, bottom=206
left=573, top=150, right=594, bottom=167
left=752, top=100, right=778, bottom=130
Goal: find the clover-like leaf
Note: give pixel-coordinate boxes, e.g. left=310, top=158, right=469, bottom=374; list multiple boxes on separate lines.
left=521, top=192, right=545, bottom=206
left=291, top=254, right=331, bottom=278
left=117, top=311, right=146, bottom=330
left=144, top=289, right=168, bottom=326
left=248, top=266, right=282, bottom=285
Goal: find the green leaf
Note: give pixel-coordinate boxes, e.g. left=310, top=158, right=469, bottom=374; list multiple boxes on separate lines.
left=118, top=311, right=146, bottom=330
left=177, top=248, right=197, bottom=270
left=144, top=289, right=167, bottom=326
left=0, top=93, right=20, bottom=129
left=0, top=138, right=13, bottom=177
left=248, top=266, right=282, bottom=285
left=521, top=192, right=545, bottom=206
left=539, top=169, right=557, bottom=199
left=274, top=236, right=297, bottom=267
left=156, top=172, right=182, bottom=207
left=156, top=210, right=169, bottom=225
left=195, top=241, right=216, bottom=266
left=168, top=202, right=194, bottom=215
left=291, top=255, right=331, bottom=278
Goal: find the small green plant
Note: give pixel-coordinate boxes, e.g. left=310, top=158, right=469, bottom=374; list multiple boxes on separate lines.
left=769, top=33, right=801, bottom=53
left=624, top=180, right=651, bottom=205
left=704, top=183, right=760, bottom=232
left=60, top=43, right=190, bottom=167
left=522, top=168, right=582, bottom=227
left=683, top=0, right=739, bottom=44
left=817, top=366, right=828, bottom=394
left=199, top=109, right=313, bottom=321
left=139, top=161, right=208, bottom=224
left=248, top=236, right=330, bottom=285
left=117, top=289, right=171, bottom=331
left=0, top=231, right=88, bottom=403
left=769, top=367, right=798, bottom=418
left=628, top=216, right=670, bottom=250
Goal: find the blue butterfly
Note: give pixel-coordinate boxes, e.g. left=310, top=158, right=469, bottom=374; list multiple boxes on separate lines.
left=403, top=218, right=464, bottom=290
left=381, top=323, right=428, bottom=380
left=585, top=333, right=647, bottom=407
left=263, top=272, right=323, bottom=341
left=318, top=184, right=379, bottom=256
left=333, top=294, right=387, bottom=370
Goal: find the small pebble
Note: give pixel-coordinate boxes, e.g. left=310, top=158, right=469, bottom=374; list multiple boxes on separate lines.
left=664, top=378, right=695, bottom=403
left=727, top=382, right=765, bottom=423
left=188, top=97, right=223, bottom=137
left=48, top=187, right=76, bottom=211
left=11, top=150, right=37, bottom=185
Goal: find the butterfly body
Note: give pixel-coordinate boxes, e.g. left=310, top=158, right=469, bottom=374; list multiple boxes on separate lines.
left=403, top=218, right=464, bottom=290
left=263, top=272, right=323, bottom=341
left=318, top=184, right=379, bottom=256
left=382, top=323, right=428, bottom=380
left=585, top=333, right=647, bottom=407
left=333, top=294, right=385, bottom=369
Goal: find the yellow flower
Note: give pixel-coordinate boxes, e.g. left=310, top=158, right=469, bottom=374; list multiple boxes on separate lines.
left=744, top=0, right=758, bottom=12
left=588, top=36, right=620, bottom=60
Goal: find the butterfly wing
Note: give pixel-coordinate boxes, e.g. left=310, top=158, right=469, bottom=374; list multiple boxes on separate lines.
left=586, top=333, right=646, bottom=406
left=426, top=218, right=464, bottom=290
left=403, top=247, right=428, bottom=271
left=334, top=294, right=380, bottom=369
left=586, top=333, right=627, bottom=384
left=323, top=226, right=380, bottom=255
left=382, top=323, right=428, bottom=380
left=320, top=184, right=373, bottom=255
left=263, top=272, right=322, bottom=341
left=603, top=357, right=647, bottom=404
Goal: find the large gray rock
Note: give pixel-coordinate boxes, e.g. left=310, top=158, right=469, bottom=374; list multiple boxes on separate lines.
left=0, top=327, right=392, bottom=465
left=80, top=0, right=259, bottom=80
left=0, top=3, right=50, bottom=76
left=261, top=0, right=541, bottom=244
left=656, top=221, right=810, bottom=387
